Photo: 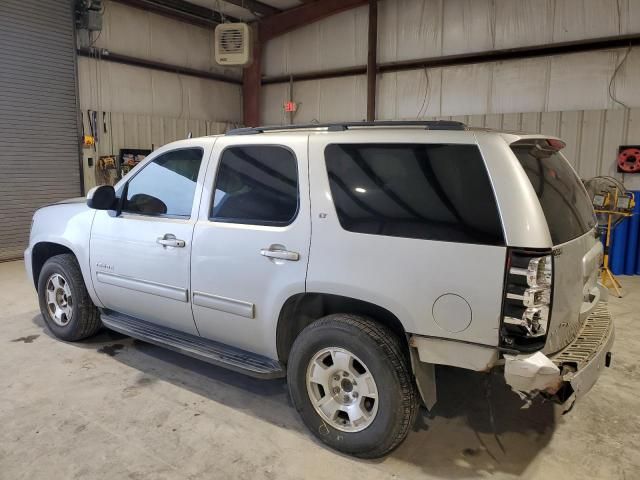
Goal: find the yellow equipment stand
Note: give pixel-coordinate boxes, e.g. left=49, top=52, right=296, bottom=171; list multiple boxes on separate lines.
left=596, top=208, right=632, bottom=298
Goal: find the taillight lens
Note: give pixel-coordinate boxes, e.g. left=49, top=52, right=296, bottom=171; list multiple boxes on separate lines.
left=501, top=250, right=553, bottom=351
left=526, top=256, right=552, bottom=287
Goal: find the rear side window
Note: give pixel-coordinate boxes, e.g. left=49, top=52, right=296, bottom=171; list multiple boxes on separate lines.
left=124, top=148, right=202, bottom=217
left=511, top=141, right=596, bottom=244
left=211, top=145, right=299, bottom=226
left=324, top=143, right=504, bottom=245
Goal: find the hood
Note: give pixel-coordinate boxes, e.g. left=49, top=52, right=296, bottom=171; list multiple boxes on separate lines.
left=55, top=197, right=86, bottom=205
left=38, top=197, right=86, bottom=209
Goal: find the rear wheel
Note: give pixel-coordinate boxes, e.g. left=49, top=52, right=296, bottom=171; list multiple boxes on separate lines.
left=287, top=314, right=418, bottom=458
left=38, top=254, right=101, bottom=341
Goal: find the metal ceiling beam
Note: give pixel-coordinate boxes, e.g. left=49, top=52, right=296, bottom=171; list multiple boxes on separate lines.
left=262, top=33, right=640, bottom=84
left=111, top=0, right=240, bottom=27
left=222, top=0, right=280, bottom=17
left=258, top=0, right=368, bottom=41
left=77, top=48, right=243, bottom=85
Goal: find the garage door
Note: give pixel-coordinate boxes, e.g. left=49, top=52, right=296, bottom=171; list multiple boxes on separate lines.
left=0, top=0, right=82, bottom=261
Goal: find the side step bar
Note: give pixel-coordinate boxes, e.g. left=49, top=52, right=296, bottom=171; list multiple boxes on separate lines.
left=101, top=311, right=285, bottom=379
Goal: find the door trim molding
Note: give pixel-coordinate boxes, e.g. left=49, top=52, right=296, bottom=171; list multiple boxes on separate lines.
left=96, top=272, right=188, bottom=302
left=192, top=291, right=255, bottom=319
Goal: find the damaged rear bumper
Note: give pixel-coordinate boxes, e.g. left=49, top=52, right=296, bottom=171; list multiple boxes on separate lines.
left=504, top=302, right=614, bottom=408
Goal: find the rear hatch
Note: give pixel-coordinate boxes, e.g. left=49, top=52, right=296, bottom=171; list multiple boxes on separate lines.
left=511, top=140, right=600, bottom=354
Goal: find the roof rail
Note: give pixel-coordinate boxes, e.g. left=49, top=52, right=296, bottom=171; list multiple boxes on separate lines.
left=225, top=120, right=466, bottom=136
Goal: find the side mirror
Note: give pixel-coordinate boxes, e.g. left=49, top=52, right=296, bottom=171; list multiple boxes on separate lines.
left=87, top=185, right=117, bottom=210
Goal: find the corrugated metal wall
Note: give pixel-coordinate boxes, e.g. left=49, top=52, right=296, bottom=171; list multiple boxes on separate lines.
left=78, top=1, right=243, bottom=190
left=92, top=1, right=241, bottom=81
left=262, top=48, right=639, bottom=122
left=0, top=0, right=81, bottom=261
left=379, top=48, right=639, bottom=116
left=78, top=57, right=242, bottom=123
left=79, top=111, right=230, bottom=189
left=261, top=0, right=640, bottom=189
left=263, top=0, right=640, bottom=76
left=85, top=113, right=230, bottom=151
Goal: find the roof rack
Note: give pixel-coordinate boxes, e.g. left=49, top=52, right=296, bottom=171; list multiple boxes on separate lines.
left=225, top=120, right=466, bottom=136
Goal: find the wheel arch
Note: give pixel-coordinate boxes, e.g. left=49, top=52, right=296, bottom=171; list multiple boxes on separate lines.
left=275, top=292, right=408, bottom=366
left=31, top=242, right=75, bottom=288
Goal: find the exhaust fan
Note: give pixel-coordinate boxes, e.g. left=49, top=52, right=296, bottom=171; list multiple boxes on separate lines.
left=215, top=23, right=252, bottom=66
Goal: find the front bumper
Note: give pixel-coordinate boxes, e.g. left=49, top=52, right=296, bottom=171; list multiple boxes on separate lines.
left=24, top=247, right=34, bottom=287
left=504, top=302, right=614, bottom=408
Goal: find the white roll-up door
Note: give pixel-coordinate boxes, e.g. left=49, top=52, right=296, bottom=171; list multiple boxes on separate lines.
left=0, top=0, right=81, bottom=261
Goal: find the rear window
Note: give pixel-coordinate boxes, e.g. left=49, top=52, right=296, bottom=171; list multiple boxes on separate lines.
left=324, top=143, right=504, bottom=245
left=511, top=141, right=596, bottom=245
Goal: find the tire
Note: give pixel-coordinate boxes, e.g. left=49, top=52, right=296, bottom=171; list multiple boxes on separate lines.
left=287, top=313, right=418, bottom=458
left=37, top=254, right=101, bottom=341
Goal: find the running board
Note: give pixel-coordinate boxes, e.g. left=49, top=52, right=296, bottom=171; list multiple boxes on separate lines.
left=100, top=311, right=285, bottom=379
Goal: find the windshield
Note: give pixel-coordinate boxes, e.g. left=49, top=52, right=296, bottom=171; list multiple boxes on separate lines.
left=511, top=140, right=596, bottom=245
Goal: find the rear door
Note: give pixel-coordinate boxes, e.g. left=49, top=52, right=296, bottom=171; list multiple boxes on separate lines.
left=190, top=135, right=310, bottom=358
left=90, top=143, right=210, bottom=335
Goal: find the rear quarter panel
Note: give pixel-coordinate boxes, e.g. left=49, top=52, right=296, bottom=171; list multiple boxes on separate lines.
left=306, top=130, right=507, bottom=346
left=474, top=132, right=552, bottom=249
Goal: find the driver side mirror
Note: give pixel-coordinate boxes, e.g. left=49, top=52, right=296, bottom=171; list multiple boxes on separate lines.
left=87, top=185, right=117, bottom=210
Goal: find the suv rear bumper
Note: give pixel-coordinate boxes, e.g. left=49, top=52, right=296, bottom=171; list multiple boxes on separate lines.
left=549, top=302, right=614, bottom=404
left=504, top=302, right=614, bottom=409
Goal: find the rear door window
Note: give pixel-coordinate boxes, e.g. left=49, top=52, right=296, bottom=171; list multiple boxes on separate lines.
left=324, top=143, right=504, bottom=245
left=511, top=141, right=596, bottom=244
left=210, top=145, right=299, bottom=226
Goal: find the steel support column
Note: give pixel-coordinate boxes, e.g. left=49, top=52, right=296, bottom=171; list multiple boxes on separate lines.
left=243, top=27, right=262, bottom=127
left=242, top=0, right=368, bottom=126
left=366, top=0, right=377, bottom=121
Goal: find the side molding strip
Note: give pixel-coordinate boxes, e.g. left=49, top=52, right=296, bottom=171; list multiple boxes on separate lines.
left=96, top=272, right=188, bottom=302
left=193, top=291, right=255, bottom=319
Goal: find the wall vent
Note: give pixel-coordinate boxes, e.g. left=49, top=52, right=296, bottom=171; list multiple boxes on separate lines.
left=215, top=23, right=252, bottom=66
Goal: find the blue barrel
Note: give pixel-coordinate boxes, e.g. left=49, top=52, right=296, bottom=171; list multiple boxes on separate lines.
left=637, top=229, right=640, bottom=274
left=624, top=191, right=640, bottom=275
left=611, top=217, right=629, bottom=275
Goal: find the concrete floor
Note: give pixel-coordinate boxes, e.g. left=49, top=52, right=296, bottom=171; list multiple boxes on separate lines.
left=0, top=260, right=638, bottom=480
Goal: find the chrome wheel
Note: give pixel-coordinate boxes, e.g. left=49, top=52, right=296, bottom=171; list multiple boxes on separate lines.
left=306, top=347, right=379, bottom=432
left=45, top=273, right=73, bottom=326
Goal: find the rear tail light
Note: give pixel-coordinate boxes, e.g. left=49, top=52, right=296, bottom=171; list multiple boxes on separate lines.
left=501, top=250, right=553, bottom=351
left=526, top=256, right=552, bottom=287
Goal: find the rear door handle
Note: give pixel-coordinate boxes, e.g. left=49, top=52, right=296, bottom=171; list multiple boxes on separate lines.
left=260, top=247, right=299, bottom=261
left=157, top=234, right=186, bottom=248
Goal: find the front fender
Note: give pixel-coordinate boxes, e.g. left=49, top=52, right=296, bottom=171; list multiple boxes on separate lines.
left=27, top=204, right=102, bottom=307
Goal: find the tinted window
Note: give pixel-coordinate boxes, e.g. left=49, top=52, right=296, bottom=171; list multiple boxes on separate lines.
left=325, top=143, right=504, bottom=245
left=124, top=148, right=202, bottom=217
left=211, top=146, right=298, bottom=226
left=512, top=141, right=596, bottom=244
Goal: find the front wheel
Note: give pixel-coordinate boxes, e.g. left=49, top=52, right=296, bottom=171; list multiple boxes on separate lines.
left=37, top=254, right=101, bottom=341
left=287, top=314, right=418, bottom=458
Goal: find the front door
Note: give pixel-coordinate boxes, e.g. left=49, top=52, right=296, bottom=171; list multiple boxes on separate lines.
left=90, top=144, right=209, bottom=335
left=190, top=136, right=310, bottom=358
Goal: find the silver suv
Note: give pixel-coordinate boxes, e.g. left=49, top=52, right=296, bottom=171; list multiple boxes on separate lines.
left=25, top=121, right=614, bottom=458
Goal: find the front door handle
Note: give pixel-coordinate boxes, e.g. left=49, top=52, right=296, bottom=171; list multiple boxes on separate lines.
left=260, top=247, right=299, bottom=261
left=157, top=234, right=186, bottom=248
